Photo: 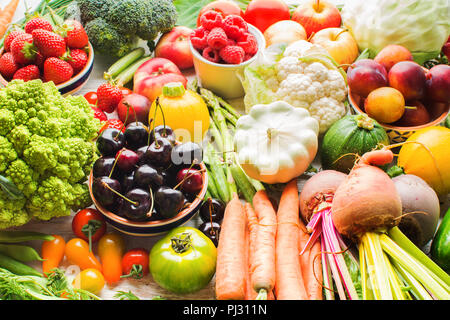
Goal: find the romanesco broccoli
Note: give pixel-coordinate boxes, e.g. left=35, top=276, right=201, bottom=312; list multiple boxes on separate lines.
left=0, top=79, right=101, bottom=229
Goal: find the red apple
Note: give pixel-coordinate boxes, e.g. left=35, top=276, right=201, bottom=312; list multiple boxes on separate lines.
left=292, top=0, right=341, bottom=38
left=347, top=59, right=388, bottom=97
left=388, top=61, right=426, bottom=101
left=395, top=100, right=430, bottom=127
left=117, top=93, right=151, bottom=126
left=133, top=57, right=188, bottom=103
left=155, top=26, right=194, bottom=70
left=425, top=64, right=450, bottom=103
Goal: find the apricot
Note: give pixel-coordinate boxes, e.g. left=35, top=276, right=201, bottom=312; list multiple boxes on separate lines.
left=364, top=87, right=405, bottom=124
left=374, top=44, right=413, bottom=72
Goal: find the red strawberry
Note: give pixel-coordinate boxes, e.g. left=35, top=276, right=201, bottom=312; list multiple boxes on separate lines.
left=96, top=83, right=123, bottom=113
left=4, top=30, right=26, bottom=52
left=91, top=106, right=108, bottom=122
left=199, top=10, right=224, bottom=30
left=64, top=48, right=88, bottom=74
left=219, top=45, right=245, bottom=64
left=207, top=27, right=228, bottom=50
left=0, top=52, right=20, bottom=79
left=31, top=29, right=67, bottom=58
left=60, top=20, right=89, bottom=49
left=24, top=17, right=53, bottom=34
left=99, top=118, right=125, bottom=134
left=34, top=52, right=45, bottom=69
left=43, top=57, right=74, bottom=84
left=13, top=65, right=40, bottom=82
left=222, top=15, right=248, bottom=40
left=10, top=33, right=37, bottom=64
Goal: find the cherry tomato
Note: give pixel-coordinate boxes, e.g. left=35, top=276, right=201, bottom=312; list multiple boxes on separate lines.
left=243, top=0, right=290, bottom=33
left=119, top=87, right=133, bottom=97
left=41, top=234, right=66, bottom=277
left=121, top=248, right=149, bottom=279
left=98, top=233, right=125, bottom=285
left=72, top=208, right=106, bottom=251
left=65, top=238, right=102, bottom=272
left=197, top=0, right=244, bottom=26
left=91, top=106, right=108, bottom=122
left=84, top=91, right=98, bottom=105
left=98, top=118, right=125, bottom=134
left=73, top=268, right=105, bottom=295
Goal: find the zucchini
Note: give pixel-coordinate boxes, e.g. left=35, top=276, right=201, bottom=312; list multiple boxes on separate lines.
left=430, top=208, right=450, bottom=274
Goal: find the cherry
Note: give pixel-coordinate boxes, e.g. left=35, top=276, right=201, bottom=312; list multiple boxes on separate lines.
left=93, top=157, right=117, bottom=178
left=92, top=176, right=121, bottom=208
left=175, top=168, right=203, bottom=194
left=199, top=198, right=225, bottom=223
left=121, top=171, right=135, bottom=193
left=149, top=125, right=176, bottom=146
left=154, top=186, right=186, bottom=219
left=120, top=188, right=152, bottom=221
left=144, top=137, right=173, bottom=168
left=171, top=142, right=203, bottom=166
left=198, top=221, right=221, bottom=247
left=115, top=148, right=139, bottom=173
left=134, top=164, right=164, bottom=190
left=124, top=122, right=149, bottom=150
left=96, top=128, right=125, bottom=156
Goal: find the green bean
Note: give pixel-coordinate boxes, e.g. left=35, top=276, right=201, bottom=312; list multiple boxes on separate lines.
left=0, top=252, right=42, bottom=277
left=205, top=166, right=220, bottom=199
left=230, top=164, right=256, bottom=203
left=0, top=231, right=54, bottom=243
left=0, top=244, right=43, bottom=263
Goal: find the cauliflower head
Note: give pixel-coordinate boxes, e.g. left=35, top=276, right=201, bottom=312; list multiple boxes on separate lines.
left=0, top=80, right=101, bottom=229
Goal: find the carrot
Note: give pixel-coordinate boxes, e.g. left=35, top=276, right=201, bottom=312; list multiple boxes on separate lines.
left=251, top=190, right=277, bottom=299
left=0, top=0, right=20, bottom=38
left=275, top=180, right=308, bottom=300
left=245, top=203, right=259, bottom=300
left=215, top=193, right=247, bottom=300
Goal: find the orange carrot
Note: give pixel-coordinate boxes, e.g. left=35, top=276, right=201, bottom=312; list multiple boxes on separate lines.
left=0, top=0, right=20, bottom=38
left=245, top=203, right=259, bottom=300
left=275, top=180, right=308, bottom=300
left=251, top=190, right=277, bottom=299
left=215, top=193, right=247, bottom=300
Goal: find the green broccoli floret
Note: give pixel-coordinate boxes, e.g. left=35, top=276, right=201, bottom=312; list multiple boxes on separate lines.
left=0, top=79, right=101, bottom=229
left=106, top=0, right=147, bottom=35
left=77, top=0, right=113, bottom=23
left=84, top=18, right=139, bottom=58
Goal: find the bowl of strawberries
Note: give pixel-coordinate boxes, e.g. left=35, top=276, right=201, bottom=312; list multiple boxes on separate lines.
left=0, top=17, right=94, bottom=96
left=189, top=11, right=265, bottom=99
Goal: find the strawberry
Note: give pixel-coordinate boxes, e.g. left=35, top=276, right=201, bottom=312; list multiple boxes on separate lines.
left=0, top=52, right=20, bottom=79
left=64, top=48, right=88, bottom=74
left=219, top=45, right=245, bottom=64
left=24, top=17, right=53, bottom=34
left=31, top=29, right=67, bottom=58
left=99, top=118, right=125, bottom=134
left=91, top=106, right=108, bottom=122
left=43, top=57, right=74, bottom=84
left=34, top=51, right=45, bottom=69
left=13, top=65, right=40, bottom=82
left=96, top=83, right=123, bottom=113
left=4, top=30, right=26, bottom=52
left=59, top=20, right=89, bottom=49
left=207, top=27, right=228, bottom=50
left=10, top=33, right=37, bottom=64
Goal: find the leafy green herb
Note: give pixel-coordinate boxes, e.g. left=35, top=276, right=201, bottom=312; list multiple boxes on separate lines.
left=114, top=290, right=166, bottom=300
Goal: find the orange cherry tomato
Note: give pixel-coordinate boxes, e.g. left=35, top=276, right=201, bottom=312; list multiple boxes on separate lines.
left=65, top=238, right=102, bottom=272
left=98, top=233, right=125, bottom=285
left=41, top=234, right=66, bottom=277
left=84, top=91, right=98, bottom=105
left=73, top=268, right=105, bottom=295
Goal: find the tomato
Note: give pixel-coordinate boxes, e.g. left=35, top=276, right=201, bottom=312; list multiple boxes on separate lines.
left=84, top=91, right=98, bottom=105
left=65, top=238, right=102, bottom=272
left=243, top=0, right=291, bottom=33
left=149, top=227, right=217, bottom=294
left=98, top=233, right=125, bottom=285
left=197, top=0, right=244, bottom=26
left=121, top=248, right=149, bottom=279
left=73, top=268, right=105, bottom=295
left=98, top=118, right=125, bottom=134
left=72, top=209, right=106, bottom=250
left=41, top=234, right=66, bottom=276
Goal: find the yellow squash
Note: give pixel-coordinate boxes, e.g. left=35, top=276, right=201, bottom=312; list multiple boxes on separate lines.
left=149, top=82, right=210, bottom=144
left=397, top=126, right=450, bottom=197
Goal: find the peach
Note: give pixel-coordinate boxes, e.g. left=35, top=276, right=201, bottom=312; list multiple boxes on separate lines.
left=395, top=100, right=430, bottom=127
left=374, top=44, right=413, bottom=72
left=347, top=59, right=388, bottom=97
left=388, top=61, right=426, bottom=101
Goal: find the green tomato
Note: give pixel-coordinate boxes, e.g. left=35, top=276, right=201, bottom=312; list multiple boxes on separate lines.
left=149, top=226, right=217, bottom=294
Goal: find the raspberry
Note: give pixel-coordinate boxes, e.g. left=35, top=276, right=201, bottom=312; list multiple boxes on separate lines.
left=222, top=15, right=248, bottom=40
left=219, top=45, right=245, bottom=65
left=190, top=27, right=209, bottom=51
left=237, top=32, right=258, bottom=55
left=202, top=47, right=220, bottom=63
left=207, top=27, right=228, bottom=50
left=199, top=10, right=223, bottom=30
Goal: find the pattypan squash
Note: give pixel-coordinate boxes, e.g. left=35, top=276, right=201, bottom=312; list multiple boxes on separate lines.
left=234, top=101, right=319, bottom=184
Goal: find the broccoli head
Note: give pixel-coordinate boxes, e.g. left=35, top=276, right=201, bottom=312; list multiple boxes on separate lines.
left=136, top=0, right=178, bottom=40
left=77, top=0, right=113, bottom=23
left=0, top=79, right=101, bottom=229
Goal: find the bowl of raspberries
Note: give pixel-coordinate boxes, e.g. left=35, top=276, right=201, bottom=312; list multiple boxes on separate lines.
left=0, top=17, right=94, bottom=96
left=189, top=11, right=265, bottom=99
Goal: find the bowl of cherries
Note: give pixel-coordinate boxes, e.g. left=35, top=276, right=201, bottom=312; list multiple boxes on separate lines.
left=89, top=122, right=208, bottom=236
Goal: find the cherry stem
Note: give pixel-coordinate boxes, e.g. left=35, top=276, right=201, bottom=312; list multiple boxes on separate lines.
left=173, top=161, right=204, bottom=191
left=109, top=148, right=124, bottom=178
left=208, top=198, right=216, bottom=237
left=102, top=181, right=138, bottom=206
left=147, top=187, right=154, bottom=219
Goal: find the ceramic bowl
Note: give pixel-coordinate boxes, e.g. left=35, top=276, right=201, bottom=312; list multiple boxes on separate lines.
left=190, top=24, right=265, bottom=99
left=0, top=42, right=94, bottom=96
left=348, top=88, right=449, bottom=143
left=88, top=162, right=208, bottom=237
